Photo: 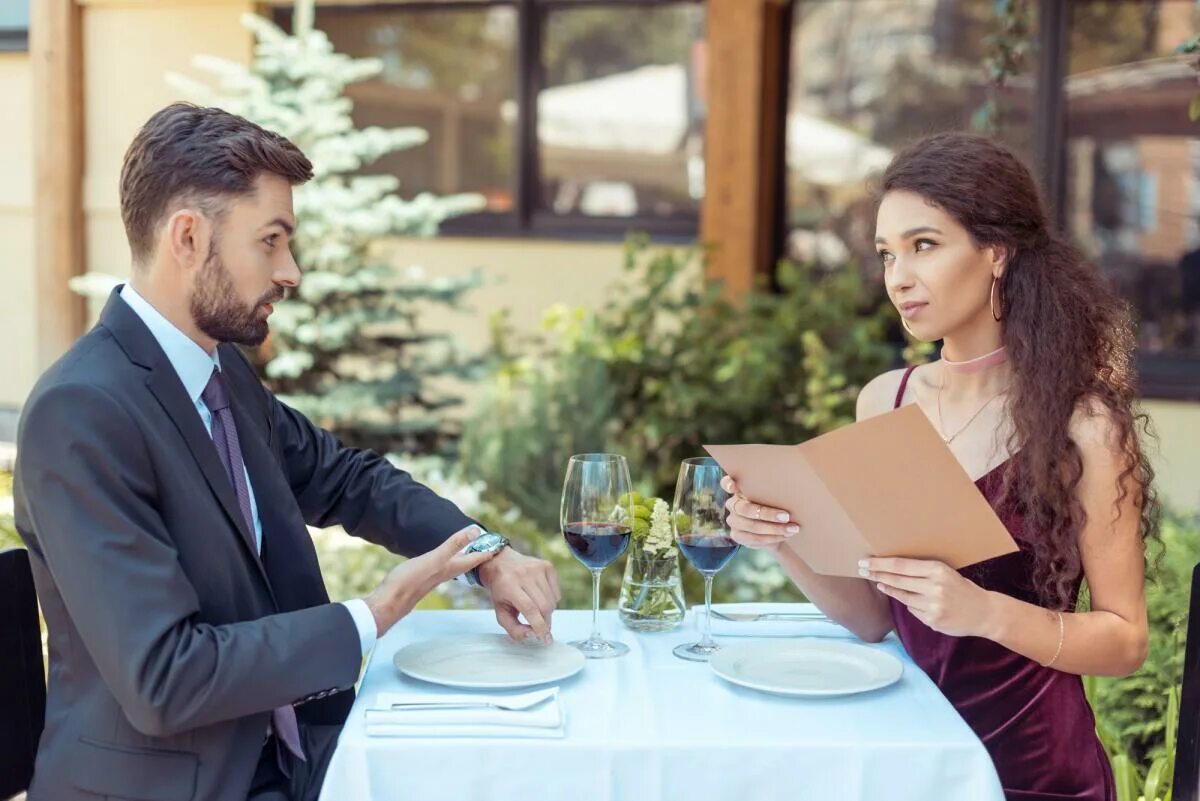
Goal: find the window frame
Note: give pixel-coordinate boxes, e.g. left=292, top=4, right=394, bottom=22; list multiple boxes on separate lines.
left=274, top=0, right=703, bottom=244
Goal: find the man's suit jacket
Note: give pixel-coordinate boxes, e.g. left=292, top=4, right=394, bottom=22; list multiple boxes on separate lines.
left=13, top=288, right=477, bottom=801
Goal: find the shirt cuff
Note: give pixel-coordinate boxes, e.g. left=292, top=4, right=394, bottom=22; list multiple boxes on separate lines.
left=340, top=598, right=378, bottom=659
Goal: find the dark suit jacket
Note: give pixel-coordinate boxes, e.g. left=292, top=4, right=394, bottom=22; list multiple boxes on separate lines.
left=13, top=288, right=476, bottom=801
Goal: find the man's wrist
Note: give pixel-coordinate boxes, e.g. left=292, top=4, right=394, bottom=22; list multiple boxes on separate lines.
left=364, top=589, right=401, bottom=637
left=474, top=544, right=515, bottom=589
left=462, top=529, right=510, bottom=588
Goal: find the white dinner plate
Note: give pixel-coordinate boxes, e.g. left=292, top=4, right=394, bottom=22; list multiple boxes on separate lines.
left=710, top=640, right=903, bottom=697
left=393, top=634, right=586, bottom=690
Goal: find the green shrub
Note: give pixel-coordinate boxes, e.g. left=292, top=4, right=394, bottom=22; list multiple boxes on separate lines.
left=461, top=237, right=901, bottom=526
left=1088, top=511, right=1199, bottom=775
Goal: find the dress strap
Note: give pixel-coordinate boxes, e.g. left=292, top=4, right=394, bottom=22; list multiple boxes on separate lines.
left=894, top=365, right=918, bottom=409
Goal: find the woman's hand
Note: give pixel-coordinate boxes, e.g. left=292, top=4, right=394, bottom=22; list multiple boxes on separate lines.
left=862, top=557, right=998, bottom=638
left=720, top=476, right=801, bottom=553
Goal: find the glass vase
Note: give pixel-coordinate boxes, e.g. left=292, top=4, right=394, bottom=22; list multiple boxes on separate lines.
left=618, top=549, right=685, bottom=632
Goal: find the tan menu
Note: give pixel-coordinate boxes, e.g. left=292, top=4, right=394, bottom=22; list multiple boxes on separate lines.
left=704, top=404, right=1019, bottom=578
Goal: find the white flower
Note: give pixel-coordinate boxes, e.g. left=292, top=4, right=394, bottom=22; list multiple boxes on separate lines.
left=646, top=499, right=677, bottom=557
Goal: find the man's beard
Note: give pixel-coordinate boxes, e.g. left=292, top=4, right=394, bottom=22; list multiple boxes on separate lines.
left=190, top=240, right=283, bottom=347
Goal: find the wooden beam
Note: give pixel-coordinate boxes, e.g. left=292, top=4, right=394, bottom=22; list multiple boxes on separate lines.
left=31, top=0, right=86, bottom=370
left=701, top=0, right=789, bottom=297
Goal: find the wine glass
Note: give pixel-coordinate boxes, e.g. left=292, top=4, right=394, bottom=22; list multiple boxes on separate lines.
left=560, top=453, right=634, bottom=658
left=672, top=457, right=740, bottom=662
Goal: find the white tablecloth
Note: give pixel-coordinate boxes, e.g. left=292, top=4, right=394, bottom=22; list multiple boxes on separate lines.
left=319, top=608, right=1004, bottom=801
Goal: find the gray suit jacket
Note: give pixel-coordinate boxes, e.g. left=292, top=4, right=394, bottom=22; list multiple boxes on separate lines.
left=13, top=289, right=477, bottom=801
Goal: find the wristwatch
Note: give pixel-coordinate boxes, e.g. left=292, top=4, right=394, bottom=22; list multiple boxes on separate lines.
left=463, top=530, right=509, bottom=587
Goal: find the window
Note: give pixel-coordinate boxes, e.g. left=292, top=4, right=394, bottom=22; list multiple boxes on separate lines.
left=785, top=0, right=1200, bottom=399
left=313, top=6, right=519, bottom=212
left=784, top=0, right=1038, bottom=280
left=1063, top=0, right=1200, bottom=398
left=278, top=0, right=705, bottom=241
left=0, top=1, right=29, bottom=52
left=537, top=4, right=704, bottom=226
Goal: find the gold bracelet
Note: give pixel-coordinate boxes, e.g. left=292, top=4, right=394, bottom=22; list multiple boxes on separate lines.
left=1043, top=611, right=1064, bottom=668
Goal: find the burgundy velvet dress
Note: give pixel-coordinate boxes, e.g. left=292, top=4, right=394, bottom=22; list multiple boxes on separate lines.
left=888, top=366, right=1114, bottom=801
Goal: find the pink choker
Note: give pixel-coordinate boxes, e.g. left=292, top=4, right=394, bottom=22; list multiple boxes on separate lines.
left=942, top=345, right=1008, bottom=374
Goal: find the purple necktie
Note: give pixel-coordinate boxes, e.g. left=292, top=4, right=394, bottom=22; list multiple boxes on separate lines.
left=202, top=368, right=307, bottom=766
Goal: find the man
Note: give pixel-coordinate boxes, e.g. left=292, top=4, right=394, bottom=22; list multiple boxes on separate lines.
left=13, top=102, right=560, bottom=801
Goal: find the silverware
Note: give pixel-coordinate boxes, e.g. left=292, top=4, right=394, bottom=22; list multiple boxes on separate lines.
left=384, top=692, right=554, bottom=713
left=708, top=609, right=830, bottom=623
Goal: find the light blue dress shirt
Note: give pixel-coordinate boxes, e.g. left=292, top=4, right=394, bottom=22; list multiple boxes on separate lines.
left=119, top=284, right=377, bottom=658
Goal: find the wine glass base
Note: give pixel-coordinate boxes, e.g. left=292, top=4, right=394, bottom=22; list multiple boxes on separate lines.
left=569, top=638, right=630, bottom=659
left=673, top=641, right=721, bottom=662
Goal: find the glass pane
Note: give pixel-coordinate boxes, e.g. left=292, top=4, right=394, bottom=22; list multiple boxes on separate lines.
left=0, top=1, right=29, bottom=30
left=313, top=6, right=518, bottom=211
left=785, top=1, right=1038, bottom=278
left=538, top=4, right=706, bottom=219
left=1065, top=0, right=1200, bottom=357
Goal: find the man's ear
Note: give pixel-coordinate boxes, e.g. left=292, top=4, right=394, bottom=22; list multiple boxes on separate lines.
left=164, top=208, right=211, bottom=271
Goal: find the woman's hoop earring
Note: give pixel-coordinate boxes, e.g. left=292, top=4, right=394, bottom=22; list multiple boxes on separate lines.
left=991, top=277, right=1003, bottom=322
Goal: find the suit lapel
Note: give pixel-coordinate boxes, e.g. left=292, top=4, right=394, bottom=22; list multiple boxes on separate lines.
left=144, top=369, right=270, bottom=582
left=100, top=289, right=275, bottom=597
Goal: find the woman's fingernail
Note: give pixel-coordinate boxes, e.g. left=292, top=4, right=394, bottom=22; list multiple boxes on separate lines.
left=776, top=512, right=790, bottom=522
left=786, top=525, right=800, bottom=535
left=858, top=568, right=871, bottom=578
left=857, top=559, right=869, bottom=569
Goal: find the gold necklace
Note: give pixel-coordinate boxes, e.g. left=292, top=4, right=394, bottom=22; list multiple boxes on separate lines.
left=936, top=370, right=1005, bottom=444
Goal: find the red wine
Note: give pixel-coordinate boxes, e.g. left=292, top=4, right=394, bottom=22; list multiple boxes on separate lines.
left=563, top=522, right=631, bottom=569
left=678, top=534, right=740, bottom=573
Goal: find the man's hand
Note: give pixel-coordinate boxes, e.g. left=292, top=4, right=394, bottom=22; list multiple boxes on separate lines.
left=477, top=548, right=561, bottom=643
left=364, top=527, right=500, bottom=637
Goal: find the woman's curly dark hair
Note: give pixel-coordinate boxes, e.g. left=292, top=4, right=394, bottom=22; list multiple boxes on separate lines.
left=878, top=132, right=1160, bottom=610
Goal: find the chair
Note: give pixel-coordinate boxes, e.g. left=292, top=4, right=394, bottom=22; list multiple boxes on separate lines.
left=0, top=548, right=45, bottom=800
left=1174, top=561, right=1200, bottom=801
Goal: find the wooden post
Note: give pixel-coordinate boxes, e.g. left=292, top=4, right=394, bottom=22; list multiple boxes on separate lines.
left=31, top=0, right=87, bottom=370
left=701, top=0, right=789, bottom=297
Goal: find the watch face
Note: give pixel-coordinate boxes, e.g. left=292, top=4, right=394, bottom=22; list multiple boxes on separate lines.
left=468, top=532, right=508, bottom=554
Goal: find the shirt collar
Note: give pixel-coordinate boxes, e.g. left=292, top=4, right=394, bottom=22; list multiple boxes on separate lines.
left=119, top=283, right=221, bottom=405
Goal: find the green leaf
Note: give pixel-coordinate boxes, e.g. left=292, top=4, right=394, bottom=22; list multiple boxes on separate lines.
left=1190, top=96, right=1200, bottom=122
left=1112, top=754, right=1139, bottom=801
left=1142, top=758, right=1168, bottom=801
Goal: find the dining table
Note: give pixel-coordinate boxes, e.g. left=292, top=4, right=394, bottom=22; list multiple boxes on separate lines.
left=317, top=605, right=1005, bottom=801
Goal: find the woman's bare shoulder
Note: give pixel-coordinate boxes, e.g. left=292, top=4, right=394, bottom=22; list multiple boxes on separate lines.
left=856, top=367, right=919, bottom=422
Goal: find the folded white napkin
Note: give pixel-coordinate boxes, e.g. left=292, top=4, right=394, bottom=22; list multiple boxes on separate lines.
left=698, top=602, right=858, bottom=639
left=364, top=687, right=565, bottom=739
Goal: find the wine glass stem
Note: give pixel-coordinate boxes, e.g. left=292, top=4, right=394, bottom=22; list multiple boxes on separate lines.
left=700, top=573, right=716, bottom=647
left=589, top=568, right=603, bottom=643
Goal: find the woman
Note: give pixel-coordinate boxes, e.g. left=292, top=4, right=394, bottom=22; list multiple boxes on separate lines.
left=723, top=132, right=1157, bottom=800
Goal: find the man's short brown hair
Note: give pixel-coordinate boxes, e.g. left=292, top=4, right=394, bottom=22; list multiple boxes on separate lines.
left=119, top=103, right=313, bottom=265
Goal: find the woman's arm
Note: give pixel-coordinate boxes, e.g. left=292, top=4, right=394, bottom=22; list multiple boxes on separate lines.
left=983, top=405, right=1148, bottom=675
left=868, top=404, right=1149, bottom=676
